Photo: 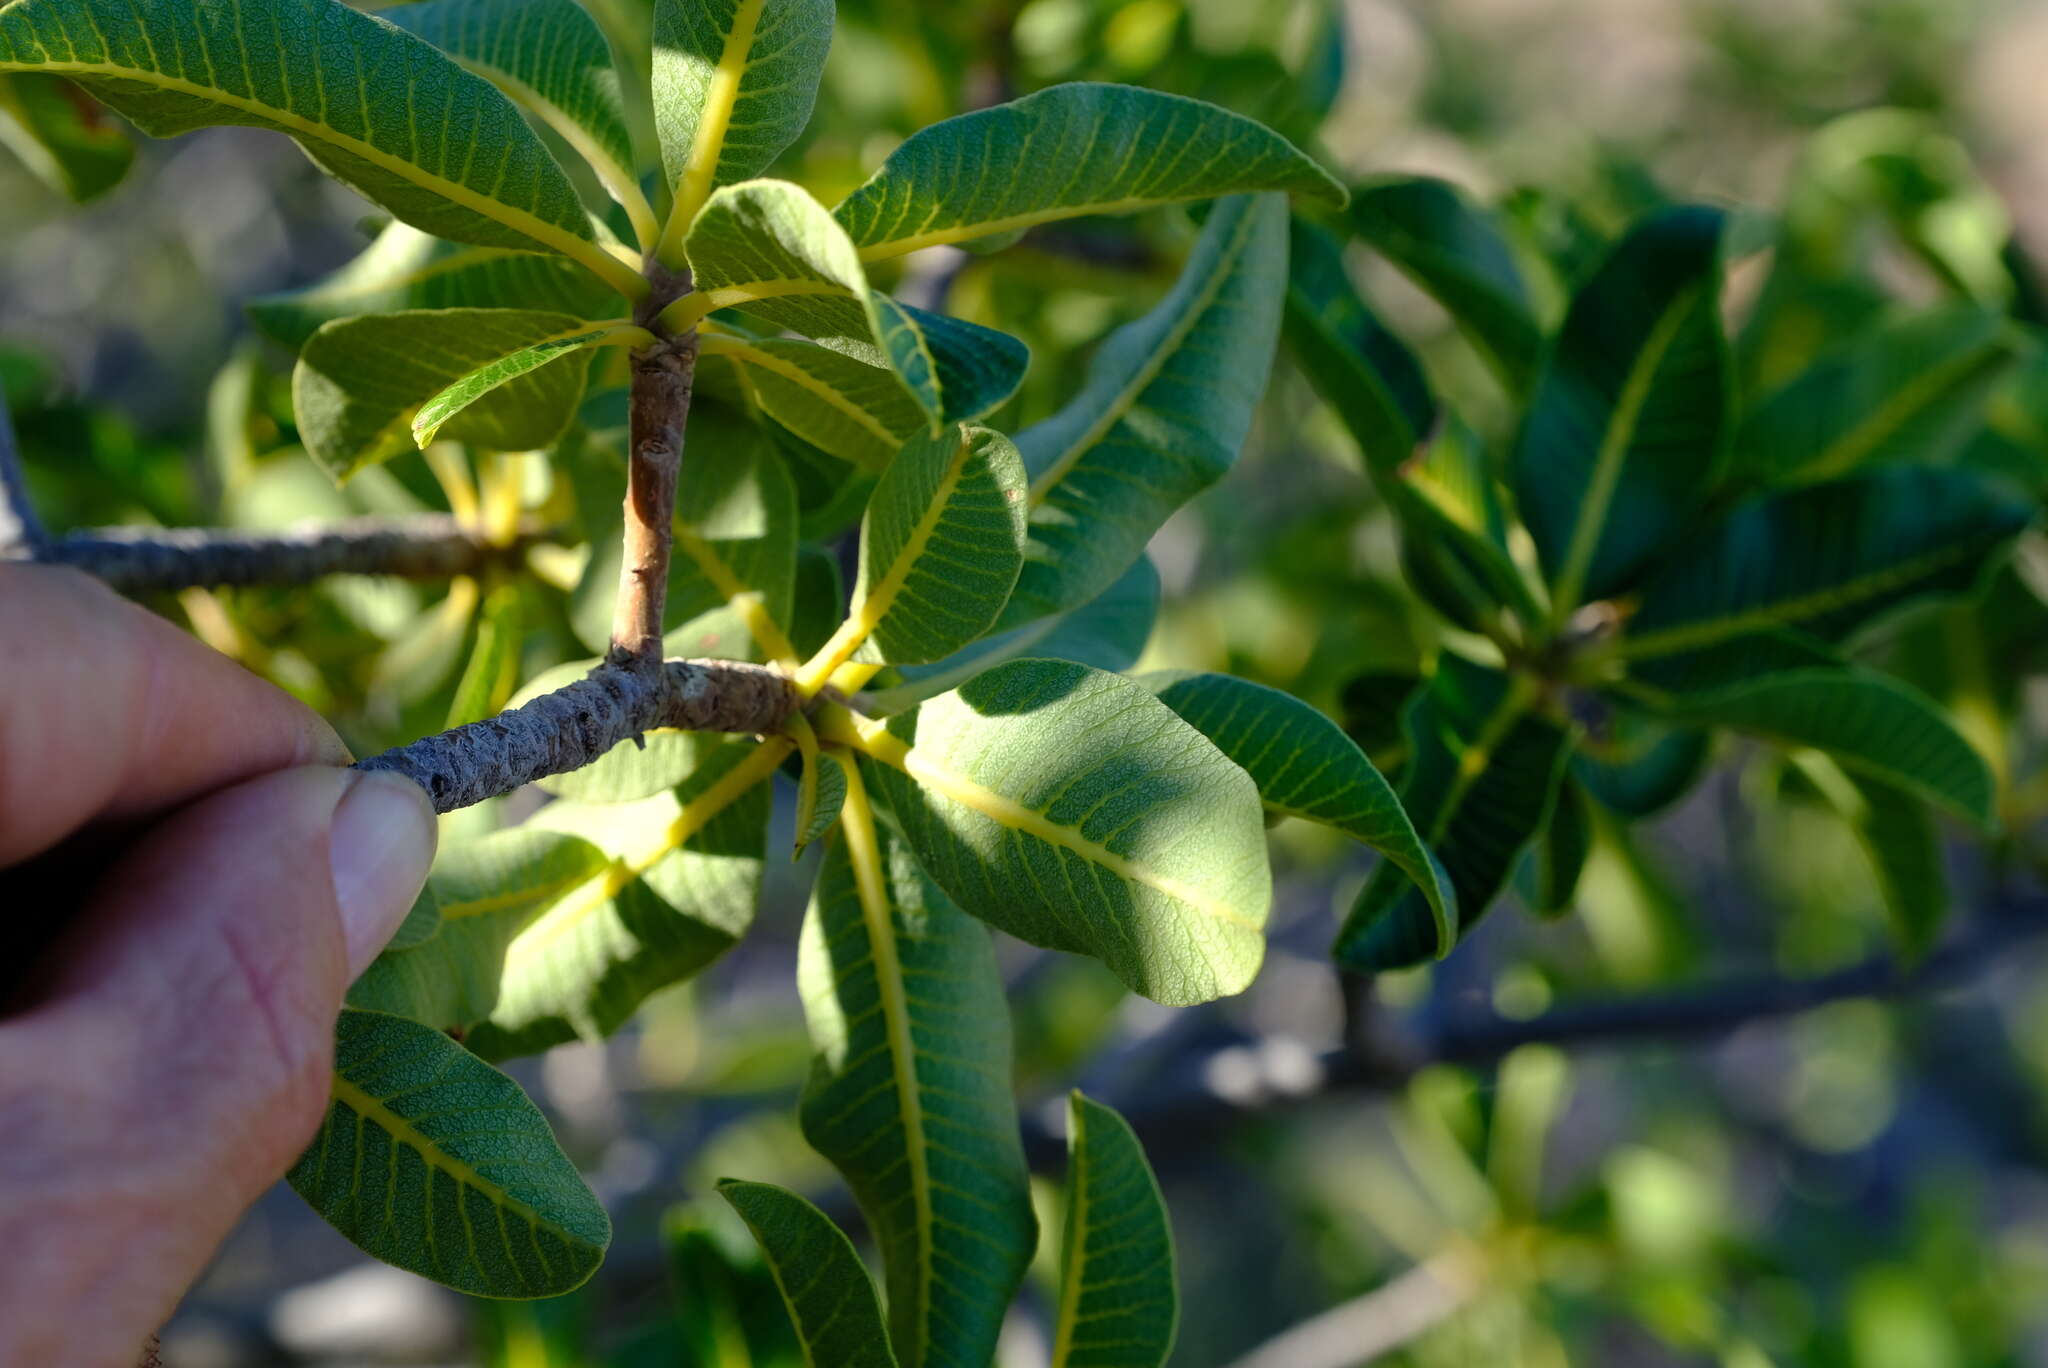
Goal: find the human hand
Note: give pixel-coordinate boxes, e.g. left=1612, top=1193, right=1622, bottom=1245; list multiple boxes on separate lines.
left=0, top=566, right=438, bottom=1367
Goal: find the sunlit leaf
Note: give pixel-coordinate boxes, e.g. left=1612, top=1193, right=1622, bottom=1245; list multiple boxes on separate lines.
left=700, top=331, right=927, bottom=470
left=833, top=83, right=1342, bottom=262
left=0, top=0, right=642, bottom=295
left=413, top=319, right=647, bottom=447
left=858, top=659, right=1270, bottom=1006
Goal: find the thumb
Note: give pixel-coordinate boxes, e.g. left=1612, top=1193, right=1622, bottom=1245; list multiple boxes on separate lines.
left=0, top=767, right=435, bottom=1367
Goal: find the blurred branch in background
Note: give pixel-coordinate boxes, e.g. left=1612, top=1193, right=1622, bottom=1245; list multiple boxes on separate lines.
left=1223, top=1249, right=1481, bottom=1368
left=37, top=515, right=540, bottom=593
left=1033, top=891, right=2048, bottom=1170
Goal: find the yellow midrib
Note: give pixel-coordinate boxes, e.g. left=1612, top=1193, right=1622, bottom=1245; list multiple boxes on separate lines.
left=673, top=519, right=800, bottom=665
left=414, top=319, right=648, bottom=444
left=329, top=1075, right=591, bottom=1253
left=799, top=427, right=970, bottom=691
left=1549, top=285, right=1701, bottom=620
left=854, top=722, right=1261, bottom=936
left=1619, top=539, right=1988, bottom=662
left=450, top=57, right=658, bottom=252
left=432, top=869, right=595, bottom=923
left=855, top=194, right=1196, bottom=266
left=1026, top=202, right=1259, bottom=506
left=837, top=758, right=936, bottom=1359
left=664, top=277, right=855, bottom=333
left=698, top=333, right=900, bottom=447
left=1049, top=1107, right=1090, bottom=1366
left=659, top=0, right=766, bottom=260
left=1802, top=339, right=2008, bottom=482
left=503, top=740, right=792, bottom=963
left=16, top=61, right=648, bottom=299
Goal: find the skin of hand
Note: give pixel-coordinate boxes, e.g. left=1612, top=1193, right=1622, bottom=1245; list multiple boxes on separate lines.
left=0, top=565, right=438, bottom=1368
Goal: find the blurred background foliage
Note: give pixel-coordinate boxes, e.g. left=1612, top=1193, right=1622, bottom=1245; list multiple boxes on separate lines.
left=13, top=0, right=2048, bottom=1364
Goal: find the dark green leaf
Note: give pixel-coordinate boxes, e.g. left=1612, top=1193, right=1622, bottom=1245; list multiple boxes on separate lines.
left=1051, top=1093, right=1178, bottom=1368
left=717, top=1180, right=900, bottom=1368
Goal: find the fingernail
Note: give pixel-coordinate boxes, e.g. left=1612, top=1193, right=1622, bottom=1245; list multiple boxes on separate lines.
left=328, top=771, right=438, bottom=978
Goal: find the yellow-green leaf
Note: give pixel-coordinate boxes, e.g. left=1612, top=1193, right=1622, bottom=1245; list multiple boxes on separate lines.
left=412, top=318, right=650, bottom=447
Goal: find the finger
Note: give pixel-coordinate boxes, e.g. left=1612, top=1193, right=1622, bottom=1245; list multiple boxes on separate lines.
left=0, top=765, right=435, bottom=1368
left=0, top=564, right=348, bottom=866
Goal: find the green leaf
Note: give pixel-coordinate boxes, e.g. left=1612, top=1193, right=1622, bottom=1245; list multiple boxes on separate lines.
left=1001, top=192, right=1288, bottom=628
left=0, top=72, right=131, bottom=201
left=248, top=221, right=616, bottom=350
left=1398, top=415, right=1542, bottom=631
left=0, top=0, right=643, bottom=297
left=1346, top=176, right=1541, bottom=392
left=806, top=424, right=1027, bottom=678
left=662, top=1200, right=805, bottom=1367
left=1335, top=656, right=1572, bottom=971
left=1534, top=778, right=1592, bottom=916
left=347, top=827, right=612, bottom=1030
left=289, top=1009, right=611, bottom=1297
left=1051, top=1093, right=1178, bottom=1368
left=412, top=319, right=648, bottom=447
left=1516, top=205, right=1729, bottom=612
left=653, top=0, right=832, bottom=242
left=570, top=404, right=800, bottom=660
left=1731, top=305, right=2023, bottom=488
left=1573, top=711, right=1710, bottom=818
left=446, top=579, right=522, bottom=728
left=681, top=179, right=1030, bottom=430
left=1143, top=671, right=1453, bottom=950
left=390, top=0, right=655, bottom=246
left=716, top=1180, right=900, bottom=1368
left=832, top=82, right=1342, bottom=263
left=1796, top=755, right=1949, bottom=961
left=868, top=555, right=1160, bottom=715
left=856, top=658, right=1271, bottom=1006
left=1623, top=468, right=2034, bottom=660
left=797, top=766, right=1036, bottom=1368
left=792, top=740, right=846, bottom=856
left=295, top=309, right=595, bottom=479
left=1283, top=215, right=1436, bottom=478
left=700, top=331, right=927, bottom=470
left=1637, top=666, right=1995, bottom=828
left=465, top=738, right=780, bottom=1059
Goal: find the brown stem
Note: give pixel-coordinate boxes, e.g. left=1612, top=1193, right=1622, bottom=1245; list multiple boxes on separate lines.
left=611, top=263, right=698, bottom=668
left=354, top=657, right=797, bottom=812
left=38, top=515, right=533, bottom=593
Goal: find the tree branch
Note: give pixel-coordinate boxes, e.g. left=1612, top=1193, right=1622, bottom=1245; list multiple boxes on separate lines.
left=36, top=516, right=532, bottom=593
left=353, top=657, right=797, bottom=812
left=1223, top=1251, right=1480, bottom=1368
left=0, top=390, right=46, bottom=558
left=611, top=264, right=697, bottom=667
left=1025, top=901, right=2048, bottom=1170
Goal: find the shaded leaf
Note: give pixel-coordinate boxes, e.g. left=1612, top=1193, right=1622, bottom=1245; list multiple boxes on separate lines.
left=348, top=827, right=612, bottom=1030
left=1347, top=176, right=1540, bottom=391
left=867, top=555, right=1160, bottom=714
left=1798, top=755, right=1949, bottom=961
left=295, top=309, right=593, bottom=479
left=248, top=221, right=615, bottom=350
left=445, top=579, right=523, bottom=728
left=717, top=1180, right=900, bottom=1368
left=833, top=82, right=1342, bottom=262
left=1732, top=305, right=2023, bottom=488
left=1573, top=711, right=1710, bottom=818
left=414, top=318, right=647, bottom=446
left=1624, top=468, right=2034, bottom=660
left=1002, top=193, right=1288, bottom=627
left=289, top=1009, right=610, bottom=1297
left=1535, top=778, right=1592, bottom=916
left=858, top=659, right=1270, bottom=1006
left=700, top=331, right=927, bottom=470
left=1336, top=656, right=1572, bottom=971
left=798, top=768, right=1036, bottom=1368
left=1514, top=206, right=1729, bottom=611
left=1144, top=671, right=1453, bottom=949
left=1052, top=1093, right=1178, bottom=1368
